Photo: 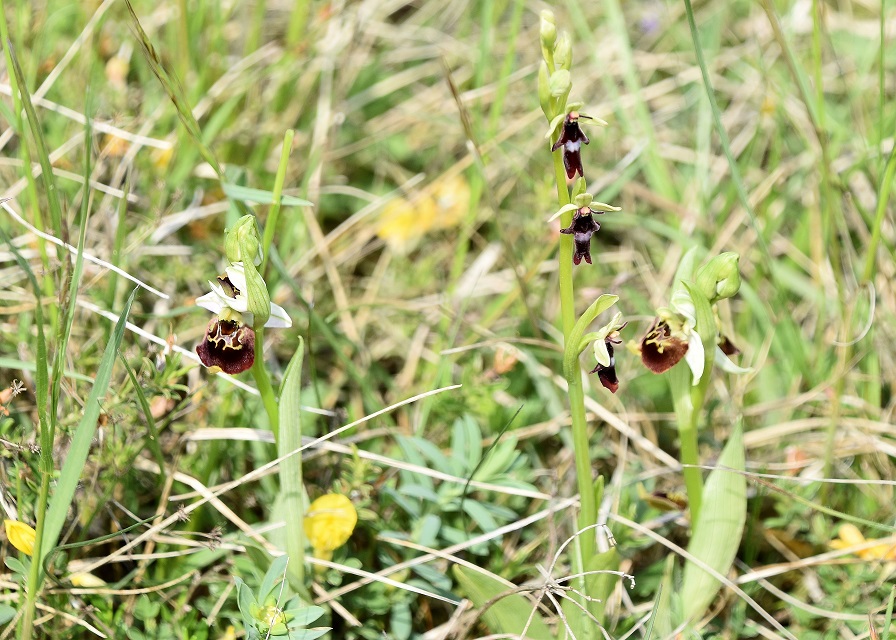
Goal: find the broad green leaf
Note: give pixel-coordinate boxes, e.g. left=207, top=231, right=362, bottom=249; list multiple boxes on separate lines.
left=279, top=338, right=307, bottom=594
left=559, top=548, right=618, bottom=640
left=41, top=289, right=137, bottom=560
left=223, top=183, right=312, bottom=207
left=0, top=604, right=15, bottom=625
left=681, top=423, right=746, bottom=622
left=453, top=566, right=553, bottom=640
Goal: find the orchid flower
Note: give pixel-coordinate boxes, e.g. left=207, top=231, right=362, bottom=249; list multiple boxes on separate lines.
left=195, top=263, right=291, bottom=329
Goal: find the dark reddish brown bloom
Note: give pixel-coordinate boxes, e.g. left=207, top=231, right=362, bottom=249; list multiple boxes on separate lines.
left=196, top=318, right=255, bottom=374
left=551, top=111, right=591, bottom=179
left=560, top=207, right=602, bottom=265
left=589, top=341, right=620, bottom=393
left=639, top=319, right=689, bottom=374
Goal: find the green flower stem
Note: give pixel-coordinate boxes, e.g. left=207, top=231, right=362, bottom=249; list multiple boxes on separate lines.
left=251, top=327, right=280, bottom=444
left=552, top=148, right=596, bottom=564
left=261, top=129, right=295, bottom=277
left=671, top=367, right=705, bottom=526
left=20, top=473, right=51, bottom=639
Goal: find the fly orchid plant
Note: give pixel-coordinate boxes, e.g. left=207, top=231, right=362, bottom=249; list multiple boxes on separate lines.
left=539, top=10, right=627, bottom=629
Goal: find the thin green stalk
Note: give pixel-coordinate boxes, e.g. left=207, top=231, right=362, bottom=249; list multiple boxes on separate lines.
left=552, top=145, right=596, bottom=564
left=486, top=0, right=524, bottom=136
left=671, top=363, right=705, bottom=525
left=177, top=0, right=189, bottom=80
left=286, top=0, right=311, bottom=48
left=862, top=142, right=896, bottom=283
left=21, top=474, right=50, bottom=638
left=261, top=129, right=295, bottom=277
left=251, top=327, right=280, bottom=442
left=245, top=0, right=266, bottom=55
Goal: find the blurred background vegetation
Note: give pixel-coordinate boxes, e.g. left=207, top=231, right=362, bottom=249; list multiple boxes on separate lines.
left=1, top=0, right=895, bottom=637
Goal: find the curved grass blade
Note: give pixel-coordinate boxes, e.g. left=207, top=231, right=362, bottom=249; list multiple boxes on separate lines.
left=40, top=288, right=138, bottom=560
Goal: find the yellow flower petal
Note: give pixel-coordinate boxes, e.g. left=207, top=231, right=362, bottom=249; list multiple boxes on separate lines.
left=835, top=523, right=866, bottom=546
left=431, top=174, right=470, bottom=230
left=69, top=571, right=107, bottom=588
left=830, top=524, right=896, bottom=561
left=4, top=519, right=36, bottom=556
left=304, top=494, right=357, bottom=557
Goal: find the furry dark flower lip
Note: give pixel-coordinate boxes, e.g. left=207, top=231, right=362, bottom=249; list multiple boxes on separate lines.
left=560, top=206, right=603, bottom=265
left=551, top=111, right=591, bottom=179
left=196, top=318, right=255, bottom=374
left=638, top=318, right=689, bottom=374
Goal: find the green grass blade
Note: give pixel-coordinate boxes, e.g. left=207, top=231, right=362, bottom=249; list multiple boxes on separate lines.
left=4, top=39, right=65, bottom=239
left=125, top=0, right=224, bottom=180
left=681, top=422, right=746, bottom=622
left=40, top=288, right=138, bottom=560
left=279, top=336, right=307, bottom=596
left=0, top=358, right=92, bottom=384
left=223, top=182, right=311, bottom=208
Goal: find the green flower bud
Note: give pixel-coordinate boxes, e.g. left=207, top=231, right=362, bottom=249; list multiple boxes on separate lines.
left=540, top=12, right=557, bottom=49
left=549, top=69, right=571, bottom=97
left=225, top=215, right=263, bottom=266
left=538, top=61, right=552, bottom=120
left=695, top=252, right=741, bottom=303
left=554, top=33, right=572, bottom=71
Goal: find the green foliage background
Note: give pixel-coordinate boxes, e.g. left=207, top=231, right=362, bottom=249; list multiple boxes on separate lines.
left=0, top=0, right=894, bottom=638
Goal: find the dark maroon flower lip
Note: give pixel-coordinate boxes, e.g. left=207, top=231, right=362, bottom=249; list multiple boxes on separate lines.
left=551, top=111, right=591, bottom=179
left=560, top=206, right=603, bottom=265
left=639, top=319, right=688, bottom=374
left=589, top=341, right=620, bottom=393
left=196, top=318, right=255, bottom=374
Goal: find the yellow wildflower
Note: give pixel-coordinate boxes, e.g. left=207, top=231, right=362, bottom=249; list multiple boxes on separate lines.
left=375, top=195, right=437, bottom=254
left=304, top=494, right=357, bottom=561
left=830, top=523, right=896, bottom=561
left=374, top=174, right=470, bottom=253
left=4, top=519, right=36, bottom=556
left=431, top=174, right=470, bottom=230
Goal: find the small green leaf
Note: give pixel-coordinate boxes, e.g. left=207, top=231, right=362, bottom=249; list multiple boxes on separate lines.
left=289, top=629, right=329, bottom=640
left=260, top=554, right=289, bottom=601
left=0, top=604, right=15, bottom=626
left=453, top=566, right=553, bottom=640
left=286, top=606, right=325, bottom=627
left=681, top=423, right=746, bottom=622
